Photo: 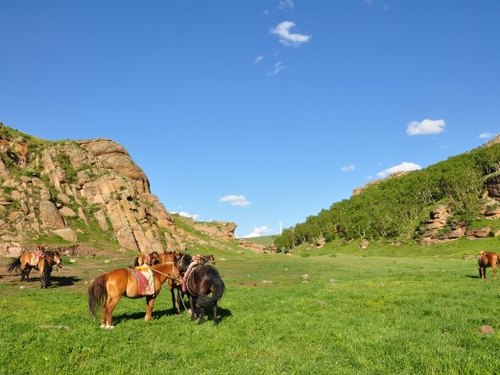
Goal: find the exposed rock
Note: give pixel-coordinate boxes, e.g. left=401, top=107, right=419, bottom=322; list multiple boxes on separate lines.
left=191, top=220, right=236, bottom=242
left=59, top=206, right=77, bottom=218
left=485, top=175, right=500, bottom=200
left=466, top=227, right=491, bottom=239
left=0, top=158, right=9, bottom=177
left=237, top=240, right=267, bottom=253
left=479, top=325, right=495, bottom=335
left=39, top=200, right=66, bottom=229
left=359, top=239, right=370, bottom=250
left=315, top=237, right=326, bottom=248
left=0, top=126, right=238, bottom=254
left=52, top=228, right=77, bottom=242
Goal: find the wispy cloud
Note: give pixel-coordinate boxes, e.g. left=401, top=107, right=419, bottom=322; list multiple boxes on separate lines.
left=364, top=0, right=375, bottom=5
left=172, top=211, right=199, bottom=220
left=478, top=132, right=495, bottom=139
left=268, top=61, right=285, bottom=76
left=279, top=0, right=295, bottom=9
left=271, top=21, right=311, bottom=47
left=219, top=194, right=251, bottom=207
left=254, top=55, right=264, bottom=64
left=406, top=119, right=445, bottom=136
left=377, top=162, right=422, bottom=178
left=341, top=164, right=356, bottom=172
left=243, top=225, right=274, bottom=238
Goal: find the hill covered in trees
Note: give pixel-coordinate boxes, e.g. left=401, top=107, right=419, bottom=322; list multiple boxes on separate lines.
left=274, top=138, right=500, bottom=250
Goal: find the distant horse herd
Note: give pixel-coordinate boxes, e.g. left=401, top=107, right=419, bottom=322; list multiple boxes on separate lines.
left=6, top=246, right=224, bottom=328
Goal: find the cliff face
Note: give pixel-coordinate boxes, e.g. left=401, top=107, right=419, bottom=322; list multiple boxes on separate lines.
left=0, top=125, right=235, bottom=253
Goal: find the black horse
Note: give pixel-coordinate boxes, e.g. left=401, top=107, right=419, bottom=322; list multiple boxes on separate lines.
left=177, top=254, right=225, bottom=324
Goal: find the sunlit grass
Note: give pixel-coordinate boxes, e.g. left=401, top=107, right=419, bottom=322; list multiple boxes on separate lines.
left=1, top=244, right=499, bottom=374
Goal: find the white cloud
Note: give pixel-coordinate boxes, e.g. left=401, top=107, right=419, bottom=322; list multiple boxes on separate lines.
left=254, top=55, right=264, bottom=64
left=243, top=225, right=274, bottom=238
left=271, top=21, right=311, bottom=47
left=341, top=164, right=356, bottom=172
left=377, top=162, right=422, bottom=178
left=478, top=132, right=495, bottom=139
left=406, top=119, right=445, bottom=136
left=364, top=0, right=375, bottom=5
left=268, top=61, right=285, bottom=76
left=172, top=211, right=199, bottom=220
left=262, top=10, right=270, bottom=16
left=219, top=194, right=251, bottom=207
left=279, top=0, right=295, bottom=9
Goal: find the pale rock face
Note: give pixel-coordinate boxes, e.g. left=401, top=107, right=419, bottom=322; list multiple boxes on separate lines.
left=39, top=200, right=66, bottom=229
left=52, top=228, right=78, bottom=242
left=0, top=131, right=237, bottom=253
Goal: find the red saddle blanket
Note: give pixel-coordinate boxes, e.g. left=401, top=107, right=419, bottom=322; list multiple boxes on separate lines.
left=133, top=268, right=155, bottom=296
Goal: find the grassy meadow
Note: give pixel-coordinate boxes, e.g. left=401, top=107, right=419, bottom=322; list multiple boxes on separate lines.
left=1, top=239, right=500, bottom=374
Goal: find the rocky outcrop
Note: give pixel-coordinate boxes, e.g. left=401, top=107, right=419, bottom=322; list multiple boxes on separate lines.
left=237, top=240, right=277, bottom=253
left=189, top=220, right=237, bottom=242
left=0, top=126, right=236, bottom=253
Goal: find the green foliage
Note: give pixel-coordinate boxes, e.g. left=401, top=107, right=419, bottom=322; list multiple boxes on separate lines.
left=276, top=144, right=500, bottom=250
left=56, top=152, right=77, bottom=183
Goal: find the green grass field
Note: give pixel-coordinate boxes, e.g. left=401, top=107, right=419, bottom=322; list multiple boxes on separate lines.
left=1, top=240, right=500, bottom=374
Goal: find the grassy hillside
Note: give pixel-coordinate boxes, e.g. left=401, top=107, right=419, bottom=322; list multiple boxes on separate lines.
left=275, top=142, right=500, bottom=250
left=242, top=235, right=277, bottom=247
left=1, top=243, right=499, bottom=374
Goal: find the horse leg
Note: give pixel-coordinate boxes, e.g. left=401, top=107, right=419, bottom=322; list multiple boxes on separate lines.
left=196, top=296, right=205, bottom=325
left=189, top=295, right=197, bottom=321
left=170, top=288, right=179, bottom=314
left=102, top=296, right=120, bottom=329
left=176, top=287, right=185, bottom=313
left=213, top=302, right=218, bottom=324
left=145, top=295, right=156, bottom=321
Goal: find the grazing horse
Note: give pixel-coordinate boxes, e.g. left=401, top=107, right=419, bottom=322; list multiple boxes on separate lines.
left=88, top=261, right=181, bottom=329
left=478, top=251, right=500, bottom=279
left=133, top=251, right=160, bottom=267
left=7, top=248, right=63, bottom=288
left=177, top=255, right=224, bottom=324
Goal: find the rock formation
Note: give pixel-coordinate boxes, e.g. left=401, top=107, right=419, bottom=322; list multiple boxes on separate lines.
left=0, top=125, right=236, bottom=254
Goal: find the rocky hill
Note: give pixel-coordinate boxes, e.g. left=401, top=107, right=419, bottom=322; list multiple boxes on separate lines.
left=0, top=124, right=237, bottom=256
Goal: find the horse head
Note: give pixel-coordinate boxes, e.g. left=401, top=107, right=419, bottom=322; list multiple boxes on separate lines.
left=176, top=254, right=192, bottom=274
left=47, top=250, right=63, bottom=269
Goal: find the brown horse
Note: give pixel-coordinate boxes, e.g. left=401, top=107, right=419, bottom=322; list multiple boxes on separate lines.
left=7, top=248, right=63, bottom=288
left=88, top=261, right=181, bottom=328
left=478, top=251, right=500, bottom=279
left=177, top=255, right=224, bottom=324
left=133, top=251, right=160, bottom=267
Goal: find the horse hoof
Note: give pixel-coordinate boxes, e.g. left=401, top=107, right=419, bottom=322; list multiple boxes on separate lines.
left=105, top=325, right=114, bottom=330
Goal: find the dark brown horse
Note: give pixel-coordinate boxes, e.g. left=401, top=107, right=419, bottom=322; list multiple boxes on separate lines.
left=88, top=261, right=181, bottom=328
left=7, top=248, right=63, bottom=288
left=177, top=255, right=224, bottom=324
left=478, top=251, right=500, bottom=279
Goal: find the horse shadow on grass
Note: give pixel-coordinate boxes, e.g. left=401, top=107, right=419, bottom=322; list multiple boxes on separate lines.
left=51, top=275, right=81, bottom=287
left=113, top=306, right=233, bottom=325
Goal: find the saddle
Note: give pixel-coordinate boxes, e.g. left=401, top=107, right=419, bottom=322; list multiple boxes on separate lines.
left=133, top=265, right=155, bottom=296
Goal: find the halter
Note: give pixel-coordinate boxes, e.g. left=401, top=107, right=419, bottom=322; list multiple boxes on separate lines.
left=151, top=264, right=182, bottom=282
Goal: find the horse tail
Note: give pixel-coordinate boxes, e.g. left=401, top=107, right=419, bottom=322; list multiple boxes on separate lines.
left=197, top=276, right=225, bottom=307
left=7, top=257, right=21, bottom=273
left=88, top=275, right=107, bottom=316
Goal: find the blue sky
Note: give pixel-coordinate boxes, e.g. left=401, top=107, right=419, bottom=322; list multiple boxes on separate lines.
left=1, top=1, right=499, bottom=238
